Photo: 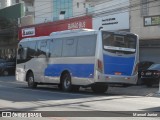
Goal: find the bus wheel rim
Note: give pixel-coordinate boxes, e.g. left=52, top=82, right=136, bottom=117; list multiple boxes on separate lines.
left=29, top=77, right=34, bottom=85
left=64, top=77, right=70, bottom=89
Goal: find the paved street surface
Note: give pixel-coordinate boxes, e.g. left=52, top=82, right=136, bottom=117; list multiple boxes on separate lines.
left=0, top=76, right=160, bottom=120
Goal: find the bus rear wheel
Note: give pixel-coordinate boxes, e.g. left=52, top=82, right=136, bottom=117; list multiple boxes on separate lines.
left=27, top=72, right=37, bottom=88
left=61, top=72, right=72, bottom=92
left=91, top=83, right=108, bottom=93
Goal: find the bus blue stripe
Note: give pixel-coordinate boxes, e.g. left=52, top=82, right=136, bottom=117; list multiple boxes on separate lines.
left=103, top=54, right=135, bottom=76
left=44, top=64, right=94, bottom=78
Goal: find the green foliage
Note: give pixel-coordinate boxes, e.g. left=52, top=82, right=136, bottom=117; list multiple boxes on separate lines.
left=0, top=17, right=13, bottom=29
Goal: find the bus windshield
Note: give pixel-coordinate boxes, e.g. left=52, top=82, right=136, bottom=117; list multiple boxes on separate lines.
left=102, top=31, right=137, bottom=54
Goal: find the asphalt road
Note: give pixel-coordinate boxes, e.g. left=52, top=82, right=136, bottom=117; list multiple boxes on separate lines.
left=0, top=76, right=160, bottom=120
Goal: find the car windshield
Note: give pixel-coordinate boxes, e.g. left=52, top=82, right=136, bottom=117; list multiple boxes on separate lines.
left=138, top=61, right=154, bottom=70
left=148, top=64, right=160, bottom=70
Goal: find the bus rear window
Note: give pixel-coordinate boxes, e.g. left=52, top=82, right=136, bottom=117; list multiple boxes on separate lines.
left=102, top=31, right=137, bottom=54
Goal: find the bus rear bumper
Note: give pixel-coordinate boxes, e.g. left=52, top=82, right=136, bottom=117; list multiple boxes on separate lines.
left=95, top=74, right=138, bottom=85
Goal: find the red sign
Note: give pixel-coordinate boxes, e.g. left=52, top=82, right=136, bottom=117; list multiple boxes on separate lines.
left=18, top=16, right=92, bottom=40
left=22, top=27, right=35, bottom=37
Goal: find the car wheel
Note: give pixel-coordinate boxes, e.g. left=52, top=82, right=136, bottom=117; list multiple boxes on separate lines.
left=61, top=72, right=72, bottom=92
left=27, top=72, right=37, bottom=88
left=91, top=83, right=108, bottom=93
left=3, top=70, right=9, bottom=76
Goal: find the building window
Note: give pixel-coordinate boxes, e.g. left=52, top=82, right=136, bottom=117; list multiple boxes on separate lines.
left=53, top=0, right=73, bottom=21
left=83, top=3, right=86, bottom=8
left=77, top=2, right=79, bottom=8
left=141, top=0, right=149, bottom=16
left=16, top=0, right=19, bottom=3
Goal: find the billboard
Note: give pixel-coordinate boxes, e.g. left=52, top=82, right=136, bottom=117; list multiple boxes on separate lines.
left=93, top=12, right=129, bottom=31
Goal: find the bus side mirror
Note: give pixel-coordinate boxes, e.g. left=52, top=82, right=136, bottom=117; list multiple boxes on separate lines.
left=46, top=49, right=51, bottom=58
left=22, top=48, right=28, bottom=60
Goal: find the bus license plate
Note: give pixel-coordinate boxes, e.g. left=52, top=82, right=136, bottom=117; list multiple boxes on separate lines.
left=115, top=72, right=122, bottom=75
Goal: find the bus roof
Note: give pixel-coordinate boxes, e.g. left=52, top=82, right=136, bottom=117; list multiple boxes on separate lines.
left=19, top=36, right=52, bottom=43
left=50, top=29, right=98, bottom=38
left=19, top=29, right=138, bottom=43
left=50, top=29, right=96, bottom=35
left=20, top=29, right=98, bottom=43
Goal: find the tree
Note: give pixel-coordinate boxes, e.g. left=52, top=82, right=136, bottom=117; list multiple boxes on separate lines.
left=0, top=17, right=13, bottom=30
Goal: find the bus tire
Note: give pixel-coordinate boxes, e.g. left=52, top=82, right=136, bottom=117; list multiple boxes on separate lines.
left=27, top=72, right=37, bottom=88
left=91, top=83, right=108, bottom=93
left=61, top=72, right=72, bottom=92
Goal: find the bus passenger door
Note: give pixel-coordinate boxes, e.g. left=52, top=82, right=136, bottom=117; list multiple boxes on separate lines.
left=34, top=40, right=49, bottom=83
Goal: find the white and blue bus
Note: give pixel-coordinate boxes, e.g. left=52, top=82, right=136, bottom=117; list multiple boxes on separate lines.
left=16, top=29, right=139, bottom=93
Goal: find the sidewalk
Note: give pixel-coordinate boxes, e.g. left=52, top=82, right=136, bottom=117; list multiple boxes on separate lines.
left=108, top=85, right=160, bottom=97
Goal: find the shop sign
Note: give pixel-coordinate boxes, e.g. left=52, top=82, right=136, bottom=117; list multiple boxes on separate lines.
left=93, top=12, right=129, bottom=31
left=144, top=15, right=160, bottom=26
left=22, top=27, right=35, bottom=37
left=19, top=16, right=92, bottom=40
left=68, top=21, right=86, bottom=30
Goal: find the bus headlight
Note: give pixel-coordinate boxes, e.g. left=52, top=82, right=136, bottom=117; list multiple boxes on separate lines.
left=133, top=63, right=138, bottom=75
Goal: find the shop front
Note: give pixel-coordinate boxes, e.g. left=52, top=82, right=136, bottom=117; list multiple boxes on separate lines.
left=18, top=15, right=92, bottom=40
left=140, top=40, right=160, bottom=63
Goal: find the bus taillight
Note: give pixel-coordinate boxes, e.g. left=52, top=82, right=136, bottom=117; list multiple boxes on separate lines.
left=133, top=63, right=138, bottom=75
left=97, top=59, right=103, bottom=72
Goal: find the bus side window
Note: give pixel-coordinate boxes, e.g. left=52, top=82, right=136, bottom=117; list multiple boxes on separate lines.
left=17, top=45, right=23, bottom=60
left=50, top=39, right=62, bottom=57
left=77, top=35, right=97, bottom=56
left=27, top=41, right=37, bottom=58
left=62, top=39, right=77, bottom=57
left=46, top=40, right=51, bottom=58
left=18, top=45, right=23, bottom=55
left=37, top=40, right=47, bottom=58
left=18, top=44, right=28, bottom=60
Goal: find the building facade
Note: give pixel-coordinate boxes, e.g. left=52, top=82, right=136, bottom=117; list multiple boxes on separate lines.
left=0, top=1, right=24, bottom=59
left=130, top=0, right=160, bottom=63
left=90, top=0, right=130, bottom=31
left=0, top=0, right=160, bottom=62
left=34, top=0, right=53, bottom=24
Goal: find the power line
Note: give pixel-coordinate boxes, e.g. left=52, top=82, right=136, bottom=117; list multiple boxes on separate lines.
left=0, top=0, right=159, bottom=32
left=34, top=0, right=129, bottom=17
left=34, top=0, right=157, bottom=19
left=33, top=4, right=160, bottom=29
left=14, top=4, right=160, bottom=30
left=34, top=0, right=86, bottom=13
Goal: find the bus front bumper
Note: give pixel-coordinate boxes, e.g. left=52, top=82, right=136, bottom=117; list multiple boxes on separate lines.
left=16, top=69, right=26, bottom=82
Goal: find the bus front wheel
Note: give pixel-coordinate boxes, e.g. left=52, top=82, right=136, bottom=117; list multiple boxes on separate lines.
left=61, top=72, right=72, bottom=92
left=27, top=72, right=37, bottom=88
left=91, top=83, right=108, bottom=93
